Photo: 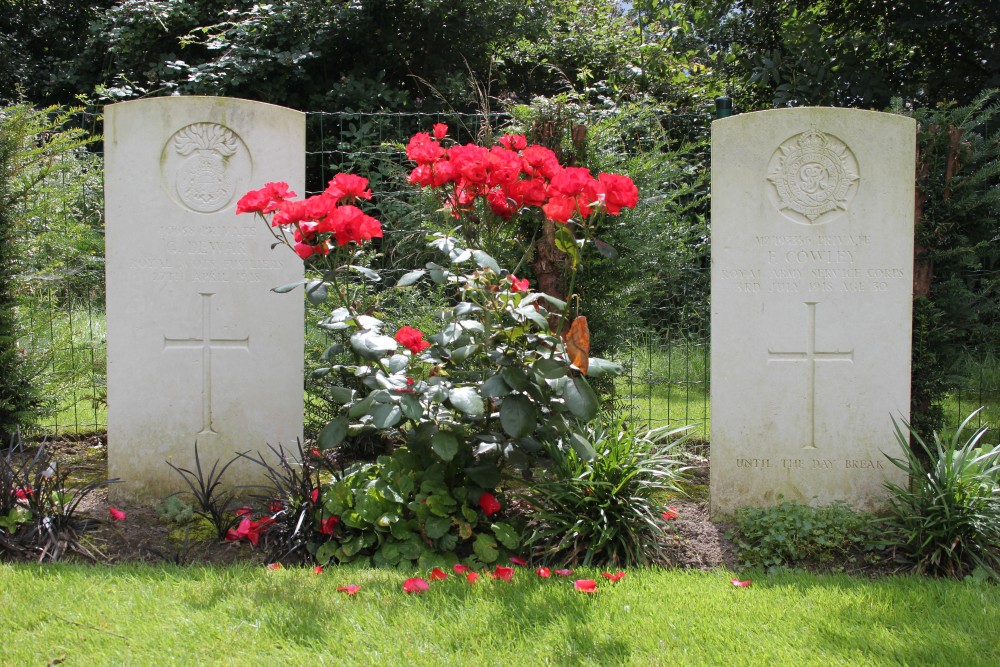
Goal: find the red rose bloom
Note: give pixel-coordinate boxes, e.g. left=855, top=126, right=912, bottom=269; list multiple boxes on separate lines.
left=326, top=173, right=372, bottom=202
left=395, top=326, right=430, bottom=354
left=597, top=173, right=639, bottom=214
left=509, top=275, right=530, bottom=292
left=498, top=134, right=527, bottom=151
left=236, top=181, right=296, bottom=215
left=479, top=492, right=501, bottom=516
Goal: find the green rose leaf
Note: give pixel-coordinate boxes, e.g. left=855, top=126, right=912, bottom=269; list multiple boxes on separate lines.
left=449, top=387, right=484, bottom=417
left=431, top=430, right=460, bottom=462
left=586, top=357, right=625, bottom=378
left=501, top=367, right=530, bottom=391
left=384, top=354, right=410, bottom=373
left=348, top=265, right=381, bottom=281
left=317, top=417, right=349, bottom=450
left=396, top=269, right=426, bottom=287
left=350, top=330, right=398, bottom=359
left=473, top=533, right=499, bottom=564
left=482, top=374, right=510, bottom=398
left=563, top=375, right=599, bottom=420
left=449, top=344, right=479, bottom=362
left=500, top=394, right=536, bottom=438
left=515, top=304, right=549, bottom=329
left=554, top=224, right=581, bottom=267
left=329, top=386, right=356, bottom=404
left=533, top=357, right=568, bottom=379
left=491, top=522, right=520, bottom=550
left=472, top=250, right=501, bottom=272
left=348, top=394, right=376, bottom=418
left=372, top=403, right=402, bottom=429
left=569, top=431, right=598, bottom=461
left=271, top=278, right=308, bottom=293
left=305, top=280, right=328, bottom=305
left=400, top=393, right=423, bottom=420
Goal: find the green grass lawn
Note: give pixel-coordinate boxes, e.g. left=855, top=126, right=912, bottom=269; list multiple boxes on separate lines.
left=1, top=563, right=997, bottom=666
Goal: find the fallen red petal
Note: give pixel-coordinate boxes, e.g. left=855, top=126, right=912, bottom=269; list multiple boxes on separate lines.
left=492, top=566, right=514, bottom=581
left=536, top=567, right=551, bottom=578
left=266, top=563, right=282, bottom=571
left=601, top=571, right=626, bottom=583
left=574, top=579, right=598, bottom=593
left=337, top=585, right=361, bottom=595
left=109, top=507, right=126, bottom=521
left=731, top=579, right=752, bottom=587
left=313, top=566, right=323, bottom=575
left=555, top=569, right=574, bottom=577
left=466, top=572, right=480, bottom=584
left=662, top=507, right=679, bottom=521
left=429, top=567, right=448, bottom=581
left=509, top=556, right=528, bottom=567
left=403, top=577, right=429, bottom=593
left=453, top=564, right=471, bottom=574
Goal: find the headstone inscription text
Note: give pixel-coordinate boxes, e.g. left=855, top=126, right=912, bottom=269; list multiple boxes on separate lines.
left=710, top=108, right=915, bottom=515
left=105, top=97, right=305, bottom=501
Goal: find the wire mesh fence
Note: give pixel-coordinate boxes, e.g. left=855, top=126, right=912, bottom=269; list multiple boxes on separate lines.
left=14, top=108, right=1000, bottom=443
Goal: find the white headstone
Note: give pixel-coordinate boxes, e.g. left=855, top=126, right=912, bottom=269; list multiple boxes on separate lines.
left=105, top=97, right=305, bottom=501
left=710, top=108, right=915, bottom=516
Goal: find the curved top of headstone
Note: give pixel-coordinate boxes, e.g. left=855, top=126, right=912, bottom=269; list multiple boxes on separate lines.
left=105, top=96, right=304, bottom=217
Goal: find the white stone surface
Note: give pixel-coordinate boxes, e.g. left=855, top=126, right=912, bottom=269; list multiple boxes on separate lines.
left=105, top=97, right=305, bottom=501
left=710, top=108, right=915, bottom=516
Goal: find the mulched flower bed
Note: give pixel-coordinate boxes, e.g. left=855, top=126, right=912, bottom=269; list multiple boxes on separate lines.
left=11, top=433, right=738, bottom=569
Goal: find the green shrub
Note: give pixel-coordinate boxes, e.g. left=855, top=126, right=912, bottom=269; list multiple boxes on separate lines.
left=883, top=410, right=1000, bottom=579
left=317, top=445, right=519, bottom=570
left=519, top=420, right=690, bottom=567
left=730, top=501, right=883, bottom=572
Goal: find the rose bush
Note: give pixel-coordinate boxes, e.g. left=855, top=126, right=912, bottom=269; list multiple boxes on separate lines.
left=236, top=125, right=638, bottom=568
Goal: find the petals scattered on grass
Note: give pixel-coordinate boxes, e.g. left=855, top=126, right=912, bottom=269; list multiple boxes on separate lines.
left=731, top=579, right=752, bottom=588
left=337, top=585, right=361, bottom=595
left=109, top=507, right=126, bottom=521
left=429, top=567, right=448, bottom=581
left=574, top=579, right=598, bottom=593
left=602, top=571, right=626, bottom=583
left=662, top=506, right=679, bottom=521
left=466, top=572, right=480, bottom=584
left=535, top=567, right=551, bottom=578
left=453, top=564, right=471, bottom=574
left=404, top=577, right=429, bottom=593
left=555, top=569, right=574, bottom=577
left=266, top=563, right=282, bottom=571
left=313, top=566, right=323, bottom=575
left=492, top=566, right=514, bottom=582
left=509, top=556, right=528, bottom=567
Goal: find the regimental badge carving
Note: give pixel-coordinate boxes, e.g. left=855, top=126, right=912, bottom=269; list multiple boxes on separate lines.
left=767, top=129, right=859, bottom=226
left=161, top=123, right=252, bottom=214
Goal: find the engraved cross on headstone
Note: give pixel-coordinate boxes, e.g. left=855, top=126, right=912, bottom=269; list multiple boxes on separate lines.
left=163, top=292, right=250, bottom=435
left=767, top=301, right=854, bottom=449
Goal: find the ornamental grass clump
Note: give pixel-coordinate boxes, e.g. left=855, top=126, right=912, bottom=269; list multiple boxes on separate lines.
left=236, top=124, right=640, bottom=567
left=519, top=421, right=691, bottom=567
left=883, top=410, right=1000, bottom=579
left=1, top=437, right=117, bottom=562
